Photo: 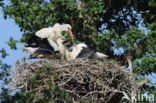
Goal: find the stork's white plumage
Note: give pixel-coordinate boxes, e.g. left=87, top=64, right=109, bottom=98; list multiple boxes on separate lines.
left=57, top=38, right=108, bottom=61
left=23, top=47, right=39, bottom=54
left=35, top=23, right=74, bottom=52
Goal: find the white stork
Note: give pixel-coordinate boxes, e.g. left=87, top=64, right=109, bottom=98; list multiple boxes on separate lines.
left=56, top=38, right=108, bottom=61
left=35, top=23, right=74, bottom=52
left=23, top=23, right=74, bottom=59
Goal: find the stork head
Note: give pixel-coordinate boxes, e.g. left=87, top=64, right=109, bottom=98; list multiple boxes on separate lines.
left=61, top=24, right=75, bottom=45
left=53, top=23, right=75, bottom=45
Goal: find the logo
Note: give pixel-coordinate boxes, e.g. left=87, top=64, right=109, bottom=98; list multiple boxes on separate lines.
left=122, top=92, right=155, bottom=102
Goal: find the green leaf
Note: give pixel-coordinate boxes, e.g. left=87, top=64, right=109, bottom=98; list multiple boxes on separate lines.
left=0, top=48, right=8, bottom=58
left=6, top=37, right=18, bottom=50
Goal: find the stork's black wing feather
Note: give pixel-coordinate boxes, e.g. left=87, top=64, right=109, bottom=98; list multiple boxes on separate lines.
left=26, top=35, right=54, bottom=51
left=34, top=48, right=54, bottom=55
left=29, top=48, right=54, bottom=59
left=77, top=47, right=96, bottom=59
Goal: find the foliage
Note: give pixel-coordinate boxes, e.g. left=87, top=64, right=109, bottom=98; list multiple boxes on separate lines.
left=96, top=31, right=118, bottom=56
left=0, top=59, right=10, bottom=81
left=0, top=0, right=4, bottom=7
left=1, top=0, right=156, bottom=102
left=6, top=37, right=18, bottom=50
left=0, top=48, right=11, bottom=103
left=0, top=48, right=8, bottom=58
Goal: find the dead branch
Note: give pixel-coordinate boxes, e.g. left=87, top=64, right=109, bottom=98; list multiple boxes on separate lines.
left=127, top=55, right=133, bottom=75
left=136, top=79, right=148, bottom=89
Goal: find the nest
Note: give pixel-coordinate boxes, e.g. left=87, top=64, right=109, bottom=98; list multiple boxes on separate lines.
left=12, top=59, right=135, bottom=103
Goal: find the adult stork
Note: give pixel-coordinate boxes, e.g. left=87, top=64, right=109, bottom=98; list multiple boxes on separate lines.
left=56, top=38, right=108, bottom=61
left=23, top=23, right=74, bottom=59
left=35, top=23, right=74, bottom=52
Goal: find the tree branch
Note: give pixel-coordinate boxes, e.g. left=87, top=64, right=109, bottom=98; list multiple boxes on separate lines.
left=78, top=0, right=84, bottom=18
left=136, top=79, right=148, bottom=89
left=127, top=55, right=133, bottom=75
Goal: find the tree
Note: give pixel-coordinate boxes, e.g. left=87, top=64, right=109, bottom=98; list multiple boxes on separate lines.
left=2, top=0, right=156, bottom=102
left=0, top=1, right=12, bottom=102
left=0, top=0, right=4, bottom=7
left=0, top=48, right=11, bottom=103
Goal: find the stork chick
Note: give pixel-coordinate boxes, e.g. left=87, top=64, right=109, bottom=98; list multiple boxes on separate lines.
left=56, top=38, right=108, bottom=61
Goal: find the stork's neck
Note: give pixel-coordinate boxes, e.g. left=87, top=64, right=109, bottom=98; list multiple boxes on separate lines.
left=53, top=23, right=65, bottom=32
left=57, top=40, right=65, bottom=56
left=51, top=28, right=65, bottom=40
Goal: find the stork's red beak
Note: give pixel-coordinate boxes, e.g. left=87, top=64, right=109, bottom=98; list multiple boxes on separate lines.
left=66, top=30, right=75, bottom=45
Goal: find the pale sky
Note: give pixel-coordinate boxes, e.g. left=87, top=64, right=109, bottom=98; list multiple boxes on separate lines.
left=0, top=6, right=29, bottom=67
